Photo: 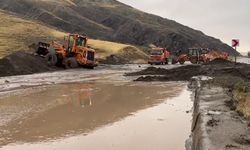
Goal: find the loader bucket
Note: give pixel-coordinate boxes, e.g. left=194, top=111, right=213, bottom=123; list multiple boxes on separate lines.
left=36, top=42, right=50, bottom=56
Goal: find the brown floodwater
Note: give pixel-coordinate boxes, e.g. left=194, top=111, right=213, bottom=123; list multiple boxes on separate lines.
left=0, top=81, right=192, bottom=150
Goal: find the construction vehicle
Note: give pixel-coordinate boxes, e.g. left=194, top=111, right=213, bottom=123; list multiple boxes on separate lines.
left=36, top=33, right=97, bottom=69
left=172, top=48, right=229, bottom=64
left=148, top=47, right=170, bottom=65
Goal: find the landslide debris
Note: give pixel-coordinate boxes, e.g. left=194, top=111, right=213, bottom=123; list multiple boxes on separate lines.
left=127, top=58, right=250, bottom=82
left=0, top=51, right=58, bottom=77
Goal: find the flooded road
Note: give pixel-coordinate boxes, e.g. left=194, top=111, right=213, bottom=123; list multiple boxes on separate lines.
left=0, top=65, right=192, bottom=150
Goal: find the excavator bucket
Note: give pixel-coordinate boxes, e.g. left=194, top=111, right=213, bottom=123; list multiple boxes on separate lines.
left=36, top=42, right=50, bottom=56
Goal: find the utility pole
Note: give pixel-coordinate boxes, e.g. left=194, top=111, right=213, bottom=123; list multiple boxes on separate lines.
left=234, top=46, right=237, bottom=64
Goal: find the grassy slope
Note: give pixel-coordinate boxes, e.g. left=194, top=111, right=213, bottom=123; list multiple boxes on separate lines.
left=88, top=39, right=143, bottom=58
left=0, top=10, right=65, bottom=57
left=233, top=82, right=250, bottom=118
left=0, top=10, right=147, bottom=62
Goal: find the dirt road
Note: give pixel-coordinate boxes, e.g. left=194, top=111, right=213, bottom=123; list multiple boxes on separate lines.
left=0, top=64, right=192, bottom=150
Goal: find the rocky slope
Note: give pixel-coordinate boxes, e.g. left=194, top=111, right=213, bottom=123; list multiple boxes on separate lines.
left=0, top=0, right=238, bottom=55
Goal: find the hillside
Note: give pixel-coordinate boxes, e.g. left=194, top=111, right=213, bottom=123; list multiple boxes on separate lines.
left=0, top=10, right=147, bottom=63
left=88, top=39, right=147, bottom=63
left=0, top=10, right=65, bottom=57
left=0, top=0, right=238, bottom=55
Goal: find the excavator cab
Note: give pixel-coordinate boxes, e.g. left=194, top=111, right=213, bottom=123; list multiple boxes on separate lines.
left=189, top=48, right=209, bottom=56
left=76, top=36, right=87, bottom=47
left=65, top=34, right=87, bottom=52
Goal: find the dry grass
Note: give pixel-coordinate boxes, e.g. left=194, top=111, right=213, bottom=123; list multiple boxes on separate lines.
left=0, top=10, right=65, bottom=58
left=88, top=39, right=130, bottom=58
left=88, top=39, right=148, bottom=62
left=233, top=82, right=250, bottom=119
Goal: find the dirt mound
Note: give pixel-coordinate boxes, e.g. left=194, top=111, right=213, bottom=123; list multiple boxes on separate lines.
left=206, top=58, right=234, bottom=65
left=128, top=62, right=250, bottom=82
left=126, top=65, right=203, bottom=81
left=100, top=46, right=148, bottom=65
left=100, top=54, right=127, bottom=65
left=125, top=67, right=164, bottom=75
left=0, top=51, right=57, bottom=77
left=135, top=66, right=203, bottom=81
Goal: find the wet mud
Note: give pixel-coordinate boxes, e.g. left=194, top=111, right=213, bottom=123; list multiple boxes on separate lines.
left=127, top=58, right=250, bottom=82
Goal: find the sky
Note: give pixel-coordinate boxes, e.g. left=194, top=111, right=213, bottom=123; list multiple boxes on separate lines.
left=118, top=0, right=250, bottom=53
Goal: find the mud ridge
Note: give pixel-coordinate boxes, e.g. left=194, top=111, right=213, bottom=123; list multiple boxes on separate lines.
left=127, top=59, right=250, bottom=82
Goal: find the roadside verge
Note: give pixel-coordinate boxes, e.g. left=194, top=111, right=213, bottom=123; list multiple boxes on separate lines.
left=187, top=77, right=250, bottom=150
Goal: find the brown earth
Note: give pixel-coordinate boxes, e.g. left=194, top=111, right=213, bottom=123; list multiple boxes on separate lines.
left=0, top=51, right=58, bottom=77
left=127, top=58, right=250, bottom=82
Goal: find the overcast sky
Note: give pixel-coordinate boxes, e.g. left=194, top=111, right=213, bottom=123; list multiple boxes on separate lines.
left=118, top=0, right=250, bottom=53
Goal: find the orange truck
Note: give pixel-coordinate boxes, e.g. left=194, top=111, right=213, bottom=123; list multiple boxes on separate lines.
left=148, top=47, right=170, bottom=65
left=36, top=33, right=98, bottom=69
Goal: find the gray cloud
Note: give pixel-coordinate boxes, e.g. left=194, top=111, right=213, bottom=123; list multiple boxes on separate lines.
left=118, top=0, right=250, bottom=52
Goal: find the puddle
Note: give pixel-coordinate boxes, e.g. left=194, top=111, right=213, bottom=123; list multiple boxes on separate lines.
left=0, top=81, right=192, bottom=150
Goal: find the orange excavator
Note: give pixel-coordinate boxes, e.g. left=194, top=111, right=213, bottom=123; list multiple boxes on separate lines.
left=172, top=48, right=228, bottom=64
left=36, top=33, right=98, bottom=69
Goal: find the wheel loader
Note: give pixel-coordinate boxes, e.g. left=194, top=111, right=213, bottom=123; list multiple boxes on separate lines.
left=36, top=34, right=98, bottom=69
left=172, top=48, right=229, bottom=64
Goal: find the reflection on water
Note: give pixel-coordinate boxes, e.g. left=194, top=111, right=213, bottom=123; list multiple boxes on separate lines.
left=64, top=84, right=93, bottom=108
left=0, top=82, right=191, bottom=150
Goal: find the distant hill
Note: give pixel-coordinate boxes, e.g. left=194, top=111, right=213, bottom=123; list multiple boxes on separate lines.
left=0, top=0, right=238, bottom=55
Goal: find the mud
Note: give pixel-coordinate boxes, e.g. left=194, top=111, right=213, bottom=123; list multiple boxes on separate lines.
left=127, top=59, right=250, bottom=82
left=0, top=81, right=192, bottom=150
left=0, top=51, right=58, bottom=77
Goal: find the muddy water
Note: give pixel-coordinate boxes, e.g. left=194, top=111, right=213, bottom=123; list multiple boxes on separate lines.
left=0, top=81, right=192, bottom=150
